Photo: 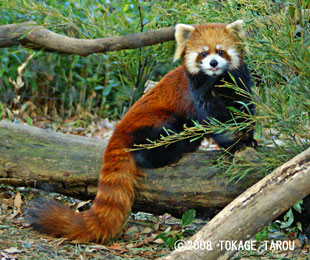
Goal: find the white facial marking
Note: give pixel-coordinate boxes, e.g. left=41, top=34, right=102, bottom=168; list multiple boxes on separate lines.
left=227, top=48, right=240, bottom=69
left=200, top=54, right=229, bottom=76
left=185, top=51, right=200, bottom=74
left=185, top=46, right=241, bottom=76
left=216, top=44, right=223, bottom=50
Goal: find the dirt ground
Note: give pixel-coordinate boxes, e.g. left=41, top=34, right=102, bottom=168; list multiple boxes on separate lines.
left=0, top=185, right=309, bottom=260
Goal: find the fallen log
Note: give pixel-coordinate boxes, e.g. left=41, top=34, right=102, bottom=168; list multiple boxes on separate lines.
left=165, top=147, right=310, bottom=260
left=0, top=120, right=263, bottom=217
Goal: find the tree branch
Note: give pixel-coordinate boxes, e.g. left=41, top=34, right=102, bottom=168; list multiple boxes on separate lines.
left=165, top=147, right=310, bottom=259
left=0, top=22, right=175, bottom=56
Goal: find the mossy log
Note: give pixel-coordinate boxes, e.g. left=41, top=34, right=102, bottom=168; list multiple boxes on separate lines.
left=0, top=120, right=263, bottom=217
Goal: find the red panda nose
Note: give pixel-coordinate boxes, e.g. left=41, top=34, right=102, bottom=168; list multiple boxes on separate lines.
left=210, top=59, right=218, bottom=68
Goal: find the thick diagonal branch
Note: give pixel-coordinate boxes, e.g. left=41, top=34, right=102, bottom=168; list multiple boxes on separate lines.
left=165, top=147, right=310, bottom=260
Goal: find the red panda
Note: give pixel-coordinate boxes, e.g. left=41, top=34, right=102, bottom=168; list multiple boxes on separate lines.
left=26, top=20, right=256, bottom=244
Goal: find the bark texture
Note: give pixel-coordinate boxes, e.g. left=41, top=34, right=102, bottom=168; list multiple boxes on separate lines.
left=164, top=147, right=310, bottom=259
left=0, top=22, right=175, bottom=56
left=0, top=120, right=263, bottom=217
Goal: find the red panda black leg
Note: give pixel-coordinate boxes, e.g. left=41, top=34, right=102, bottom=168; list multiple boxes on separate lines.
left=211, top=130, right=257, bottom=153
left=130, top=121, right=201, bottom=168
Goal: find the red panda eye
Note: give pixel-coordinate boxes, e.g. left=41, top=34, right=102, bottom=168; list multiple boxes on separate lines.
left=218, top=50, right=225, bottom=56
left=200, top=52, right=207, bottom=57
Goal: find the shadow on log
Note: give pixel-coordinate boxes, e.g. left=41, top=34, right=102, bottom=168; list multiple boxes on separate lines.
left=0, top=120, right=264, bottom=217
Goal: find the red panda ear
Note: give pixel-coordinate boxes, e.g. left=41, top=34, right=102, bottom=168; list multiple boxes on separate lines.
left=226, top=20, right=249, bottom=53
left=226, top=20, right=246, bottom=39
left=174, top=24, right=195, bottom=61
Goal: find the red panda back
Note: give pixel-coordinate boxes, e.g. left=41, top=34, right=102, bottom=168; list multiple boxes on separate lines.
left=26, top=65, right=196, bottom=244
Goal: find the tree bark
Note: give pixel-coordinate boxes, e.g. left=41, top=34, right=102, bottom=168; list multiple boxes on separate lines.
left=0, top=22, right=175, bottom=56
left=164, top=147, right=310, bottom=260
left=1, top=120, right=310, bottom=259
left=0, top=120, right=263, bottom=217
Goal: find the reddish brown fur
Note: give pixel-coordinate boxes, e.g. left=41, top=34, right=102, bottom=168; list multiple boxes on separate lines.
left=28, top=23, right=246, bottom=244
left=186, top=24, right=243, bottom=64
left=29, top=66, right=194, bottom=244
left=187, top=24, right=240, bottom=52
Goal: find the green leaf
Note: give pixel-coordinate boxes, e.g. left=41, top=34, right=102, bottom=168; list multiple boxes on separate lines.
left=280, top=208, right=294, bottom=228
left=227, top=106, right=240, bottom=113
left=163, top=127, right=170, bottom=136
left=95, top=85, right=105, bottom=90
left=27, top=116, right=33, bottom=126
left=192, top=120, right=206, bottom=132
left=102, top=85, right=113, bottom=96
left=263, top=226, right=270, bottom=239
left=165, top=236, right=179, bottom=249
left=71, top=56, right=80, bottom=68
left=181, top=209, right=196, bottom=227
left=122, top=4, right=129, bottom=13
left=255, top=231, right=263, bottom=241
left=293, top=200, right=303, bottom=213
left=296, top=222, right=302, bottom=232
left=288, top=6, right=295, bottom=20
left=0, top=102, right=3, bottom=118
left=190, top=136, right=203, bottom=142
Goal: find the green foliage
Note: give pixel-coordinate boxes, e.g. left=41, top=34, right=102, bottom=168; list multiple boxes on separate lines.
left=26, top=115, right=33, bottom=126
left=277, top=200, right=303, bottom=232
left=156, top=209, right=197, bottom=249
left=255, top=200, right=304, bottom=243
left=255, top=226, right=270, bottom=241
left=0, top=102, right=3, bottom=118
left=181, top=209, right=196, bottom=227
left=212, top=0, right=310, bottom=181
left=130, top=0, right=310, bottom=184
left=0, top=0, right=215, bottom=120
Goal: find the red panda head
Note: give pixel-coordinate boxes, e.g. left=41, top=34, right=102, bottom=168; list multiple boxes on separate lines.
left=174, top=20, right=248, bottom=77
